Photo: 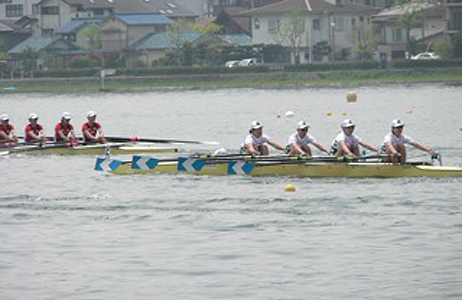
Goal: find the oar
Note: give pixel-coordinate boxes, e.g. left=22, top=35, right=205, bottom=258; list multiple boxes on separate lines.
left=103, top=136, right=219, bottom=145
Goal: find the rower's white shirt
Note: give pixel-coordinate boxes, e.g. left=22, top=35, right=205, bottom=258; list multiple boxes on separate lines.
left=332, top=132, right=361, bottom=146
left=244, top=133, right=270, bottom=147
left=382, top=132, right=413, bottom=147
left=287, top=132, right=316, bottom=147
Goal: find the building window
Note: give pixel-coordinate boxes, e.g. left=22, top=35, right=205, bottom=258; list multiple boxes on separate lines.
left=42, top=28, right=54, bottom=36
left=6, top=4, right=23, bottom=17
left=94, top=9, right=104, bottom=16
left=41, top=6, right=59, bottom=15
left=268, top=19, right=279, bottom=33
left=392, top=28, right=402, bottom=42
left=453, top=12, right=462, bottom=30
left=0, top=0, right=13, bottom=4
left=334, top=17, right=344, bottom=31
left=313, top=19, right=320, bottom=30
left=351, top=18, right=356, bottom=28
left=254, top=18, right=260, bottom=30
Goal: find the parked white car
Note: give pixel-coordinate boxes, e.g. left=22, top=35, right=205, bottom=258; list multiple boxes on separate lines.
left=238, top=58, right=256, bottom=67
left=225, top=60, right=240, bottom=68
left=411, top=52, right=440, bottom=60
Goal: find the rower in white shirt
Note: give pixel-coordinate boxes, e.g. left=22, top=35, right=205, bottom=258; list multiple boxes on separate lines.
left=382, top=119, right=436, bottom=163
left=331, top=119, right=378, bottom=157
left=286, top=121, right=329, bottom=156
left=242, top=121, right=285, bottom=155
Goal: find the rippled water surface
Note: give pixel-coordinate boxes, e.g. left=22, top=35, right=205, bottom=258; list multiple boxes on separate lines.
left=1, top=84, right=462, bottom=300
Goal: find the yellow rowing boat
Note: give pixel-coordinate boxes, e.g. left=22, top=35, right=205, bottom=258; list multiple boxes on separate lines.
left=98, top=158, right=462, bottom=178
left=1, top=143, right=178, bottom=155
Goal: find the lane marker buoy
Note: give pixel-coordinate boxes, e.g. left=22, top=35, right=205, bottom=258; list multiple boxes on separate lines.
left=285, top=184, right=296, bottom=192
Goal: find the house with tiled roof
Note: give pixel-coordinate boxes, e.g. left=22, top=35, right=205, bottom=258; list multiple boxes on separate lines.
left=372, top=2, right=446, bottom=60
left=0, top=17, right=38, bottom=51
left=101, top=12, right=174, bottom=51
left=125, top=30, right=252, bottom=67
left=240, top=0, right=379, bottom=63
left=34, top=0, right=114, bottom=36
left=213, top=6, right=252, bottom=35
left=57, top=17, right=103, bottom=50
left=8, top=35, right=82, bottom=68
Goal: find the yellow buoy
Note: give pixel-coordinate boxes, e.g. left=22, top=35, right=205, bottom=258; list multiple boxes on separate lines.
left=342, top=111, right=347, bottom=116
left=346, top=92, right=357, bottom=102
left=285, top=184, right=296, bottom=192
left=326, top=111, right=332, bottom=116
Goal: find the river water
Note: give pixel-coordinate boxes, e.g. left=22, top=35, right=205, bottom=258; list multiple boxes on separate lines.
left=1, top=84, right=462, bottom=300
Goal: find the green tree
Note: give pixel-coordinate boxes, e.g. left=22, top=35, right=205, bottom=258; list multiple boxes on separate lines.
left=80, top=23, right=102, bottom=53
left=395, top=0, right=425, bottom=54
left=271, top=11, right=306, bottom=65
left=349, top=22, right=380, bottom=60
left=312, top=41, right=331, bottom=62
left=434, top=38, right=454, bottom=59
left=166, top=19, right=190, bottom=66
left=20, top=46, right=39, bottom=71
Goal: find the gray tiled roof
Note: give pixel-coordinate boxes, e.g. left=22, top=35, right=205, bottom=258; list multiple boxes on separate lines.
left=128, top=31, right=203, bottom=50
left=112, top=0, right=197, bottom=17
left=8, top=36, right=53, bottom=54
left=114, top=13, right=174, bottom=25
left=128, top=32, right=252, bottom=50
left=63, top=0, right=115, bottom=9
left=57, top=18, right=103, bottom=34
left=240, top=0, right=377, bottom=15
left=0, top=21, right=14, bottom=32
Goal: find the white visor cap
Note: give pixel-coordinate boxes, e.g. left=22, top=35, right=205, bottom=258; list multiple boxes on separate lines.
left=87, top=111, right=97, bottom=118
left=29, top=113, right=39, bottom=120
left=341, top=119, right=355, bottom=128
left=0, top=114, right=9, bottom=121
left=391, top=119, right=405, bottom=127
left=297, top=120, right=310, bottom=130
left=61, top=112, right=72, bottom=120
left=251, top=121, right=263, bottom=130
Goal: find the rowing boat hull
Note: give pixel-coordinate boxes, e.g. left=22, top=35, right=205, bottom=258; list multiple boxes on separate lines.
left=110, top=162, right=462, bottom=178
left=4, top=144, right=178, bottom=155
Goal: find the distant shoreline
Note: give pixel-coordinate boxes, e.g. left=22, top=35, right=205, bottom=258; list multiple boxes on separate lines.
left=2, top=68, right=462, bottom=93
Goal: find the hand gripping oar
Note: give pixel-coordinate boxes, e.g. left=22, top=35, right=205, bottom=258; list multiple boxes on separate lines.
left=103, top=136, right=219, bottom=145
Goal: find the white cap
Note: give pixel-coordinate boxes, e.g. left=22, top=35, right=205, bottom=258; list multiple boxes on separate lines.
left=0, top=114, right=9, bottom=121
left=214, top=148, right=228, bottom=156
left=87, top=111, right=97, bottom=118
left=61, top=112, right=72, bottom=120
left=391, top=119, right=405, bottom=127
left=297, top=120, right=310, bottom=130
left=251, top=120, right=263, bottom=130
left=341, top=119, right=355, bottom=128
left=28, top=113, right=39, bottom=120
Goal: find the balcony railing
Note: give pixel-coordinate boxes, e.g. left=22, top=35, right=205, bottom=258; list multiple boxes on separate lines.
left=447, top=0, right=462, bottom=4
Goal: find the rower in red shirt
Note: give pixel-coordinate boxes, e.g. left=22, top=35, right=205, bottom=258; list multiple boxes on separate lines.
left=82, top=111, right=106, bottom=144
left=25, top=113, right=47, bottom=143
left=55, top=112, right=76, bottom=143
left=0, top=114, right=18, bottom=145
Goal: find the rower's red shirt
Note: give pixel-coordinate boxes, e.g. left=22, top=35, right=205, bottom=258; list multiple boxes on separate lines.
left=55, top=122, right=74, bottom=141
left=82, top=121, right=102, bottom=141
left=25, top=124, right=44, bottom=141
left=0, top=123, right=15, bottom=141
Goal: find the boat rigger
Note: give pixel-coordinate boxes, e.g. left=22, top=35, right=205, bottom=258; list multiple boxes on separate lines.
left=94, top=155, right=462, bottom=178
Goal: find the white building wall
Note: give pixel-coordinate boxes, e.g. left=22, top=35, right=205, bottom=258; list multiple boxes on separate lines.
left=0, top=0, right=40, bottom=19
left=251, top=11, right=365, bottom=63
left=38, top=0, right=71, bottom=34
